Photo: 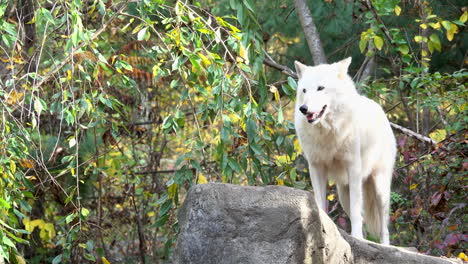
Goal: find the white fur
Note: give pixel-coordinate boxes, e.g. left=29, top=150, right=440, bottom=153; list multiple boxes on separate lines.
left=294, top=58, right=396, bottom=244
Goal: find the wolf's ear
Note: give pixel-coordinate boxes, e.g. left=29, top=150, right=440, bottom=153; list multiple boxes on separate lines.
left=337, top=57, right=352, bottom=79
left=294, top=61, right=307, bottom=79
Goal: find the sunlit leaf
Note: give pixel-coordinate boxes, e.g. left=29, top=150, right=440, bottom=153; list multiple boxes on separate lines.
left=394, top=5, right=401, bottom=16
left=373, top=36, right=384, bottom=50
left=197, top=174, right=208, bottom=184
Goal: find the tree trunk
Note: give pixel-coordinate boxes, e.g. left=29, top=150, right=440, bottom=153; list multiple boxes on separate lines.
left=293, top=0, right=327, bottom=65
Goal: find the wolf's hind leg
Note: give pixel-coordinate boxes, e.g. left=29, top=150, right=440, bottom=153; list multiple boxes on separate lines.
left=336, top=184, right=350, bottom=217
left=363, top=171, right=391, bottom=245
left=375, top=169, right=391, bottom=245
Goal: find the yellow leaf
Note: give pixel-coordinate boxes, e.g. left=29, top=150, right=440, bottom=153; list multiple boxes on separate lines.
left=10, top=161, right=16, bottom=174
left=409, top=183, right=418, bottom=190
left=265, top=125, right=274, bottom=134
left=23, top=218, right=46, bottom=233
left=239, top=44, right=249, bottom=64
left=421, top=50, right=428, bottom=57
left=414, top=35, right=423, bottom=43
left=197, top=174, right=208, bottom=184
left=327, top=194, right=335, bottom=201
left=198, top=52, right=211, bottom=67
left=6, top=90, right=24, bottom=105
left=446, top=31, right=454, bottom=41
left=394, top=5, right=401, bottom=16
left=277, top=179, right=284, bottom=186
left=67, top=69, right=72, bottom=80
left=459, top=11, right=468, bottom=23
left=168, top=183, right=178, bottom=198
left=275, top=155, right=288, bottom=166
left=373, top=36, right=384, bottom=50
left=269, top=85, right=280, bottom=102
left=293, top=138, right=302, bottom=154
left=429, top=129, right=446, bottom=142
left=19, top=159, right=34, bottom=169
left=102, top=257, right=112, bottom=264
left=23, top=218, right=32, bottom=233
left=429, top=22, right=441, bottom=29
left=420, top=23, right=427, bottom=29
left=445, top=24, right=459, bottom=42
left=39, top=223, right=56, bottom=241
left=15, top=255, right=26, bottom=264
left=458, top=252, right=468, bottom=261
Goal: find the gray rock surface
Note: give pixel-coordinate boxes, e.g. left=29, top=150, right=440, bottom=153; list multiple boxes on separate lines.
left=174, top=183, right=458, bottom=264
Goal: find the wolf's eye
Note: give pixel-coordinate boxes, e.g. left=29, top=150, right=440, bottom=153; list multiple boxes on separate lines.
left=317, top=86, right=325, bottom=91
left=302, top=88, right=306, bottom=93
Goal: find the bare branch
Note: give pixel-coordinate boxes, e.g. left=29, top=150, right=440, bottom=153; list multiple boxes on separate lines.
left=263, top=52, right=297, bottom=79
left=390, top=122, right=437, bottom=146
left=293, top=0, right=327, bottom=65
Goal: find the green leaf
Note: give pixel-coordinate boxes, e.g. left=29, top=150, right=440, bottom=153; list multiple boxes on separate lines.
left=359, top=39, right=367, bottom=53
left=228, top=158, right=242, bottom=172
left=429, top=33, right=442, bottom=52
left=34, top=98, right=43, bottom=115
left=398, top=45, right=409, bottom=55
left=52, top=254, right=62, bottom=264
left=246, top=119, right=256, bottom=143
left=441, top=20, right=452, bottom=30
left=81, top=207, right=90, bottom=217
left=159, top=199, right=172, bottom=217
left=0, top=198, right=11, bottom=209
left=84, top=253, right=96, bottom=261
left=65, top=213, right=75, bottom=224
left=278, top=107, right=284, bottom=123
left=373, top=36, right=384, bottom=50
left=243, top=0, right=255, bottom=12
left=152, top=214, right=169, bottom=228
left=137, top=27, right=149, bottom=41
left=3, top=236, right=15, bottom=248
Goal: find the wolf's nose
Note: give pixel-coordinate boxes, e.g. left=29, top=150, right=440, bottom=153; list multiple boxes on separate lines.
left=299, top=105, right=308, bottom=114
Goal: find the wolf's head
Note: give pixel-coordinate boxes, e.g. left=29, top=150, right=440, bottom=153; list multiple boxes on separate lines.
left=294, top=57, right=355, bottom=125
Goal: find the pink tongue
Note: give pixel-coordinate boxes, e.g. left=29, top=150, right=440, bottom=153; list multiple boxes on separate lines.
left=307, top=112, right=318, bottom=121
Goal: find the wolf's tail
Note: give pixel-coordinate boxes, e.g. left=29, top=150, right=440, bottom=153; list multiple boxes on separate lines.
left=362, top=175, right=390, bottom=240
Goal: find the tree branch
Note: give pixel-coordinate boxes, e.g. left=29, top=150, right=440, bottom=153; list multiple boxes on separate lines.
left=263, top=51, right=297, bottom=79
left=390, top=122, right=437, bottom=146
left=293, top=0, right=327, bottom=65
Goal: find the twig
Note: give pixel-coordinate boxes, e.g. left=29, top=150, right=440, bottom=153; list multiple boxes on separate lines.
left=385, top=102, right=401, bottom=113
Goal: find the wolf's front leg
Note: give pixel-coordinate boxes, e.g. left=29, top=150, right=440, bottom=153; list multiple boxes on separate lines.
left=308, top=164, right=327, bottom=212
left=348, top=161, right=363, bottom=239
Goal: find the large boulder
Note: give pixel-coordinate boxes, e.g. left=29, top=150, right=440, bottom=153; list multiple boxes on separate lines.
left=174, top=183, right=458, bottom=264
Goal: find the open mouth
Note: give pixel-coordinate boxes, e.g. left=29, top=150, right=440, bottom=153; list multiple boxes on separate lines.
left=306, top=105, right=327, bottom=123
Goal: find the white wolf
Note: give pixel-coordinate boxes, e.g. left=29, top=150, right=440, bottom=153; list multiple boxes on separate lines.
left=294, top=57, right=396, bottom=244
